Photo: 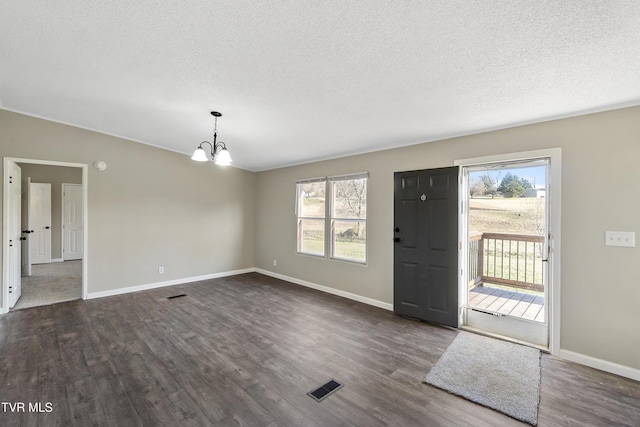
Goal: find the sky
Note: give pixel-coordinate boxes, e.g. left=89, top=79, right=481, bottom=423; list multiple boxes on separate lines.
left=469, top=165, right=546, bottom=188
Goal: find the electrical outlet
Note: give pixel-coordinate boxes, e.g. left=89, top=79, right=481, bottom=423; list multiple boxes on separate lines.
left=605, top=231, right=636, bottom=248
left=159, top=266, right=164, bottom=274
left=273, top=259, right=277, bottom=266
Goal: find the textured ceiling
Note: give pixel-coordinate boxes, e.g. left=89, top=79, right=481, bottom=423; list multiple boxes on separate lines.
left=2, top=1, right=640, bottom=171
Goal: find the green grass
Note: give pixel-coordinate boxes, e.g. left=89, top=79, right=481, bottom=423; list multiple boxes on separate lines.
left=469, top=196, right=546, bottom=291
left=483, top=250, right=545, bottom=285
left=483, top=241, right=545, bottom=285
left=469, top=197, right=545, bottom=235
left=333, top=238, right=366, bottom=262
left=300, top=236, right=366, bottom=262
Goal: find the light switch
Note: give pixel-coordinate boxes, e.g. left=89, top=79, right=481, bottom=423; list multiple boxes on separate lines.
left=605, top=231, right=636, bottom=247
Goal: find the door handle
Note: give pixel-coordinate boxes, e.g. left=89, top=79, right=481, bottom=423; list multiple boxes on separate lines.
left=45, top=226, right=50, bottom=229
left=22, top=230, right=32, bottom=234
left=20, top=237, right=26, bottom=241
left=393, top=237, right=401, bottom=242
left=394, top=227, right=400, bottom=232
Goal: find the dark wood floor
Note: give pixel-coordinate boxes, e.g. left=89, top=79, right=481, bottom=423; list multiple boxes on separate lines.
left=1, top=273, right=639, bottom=426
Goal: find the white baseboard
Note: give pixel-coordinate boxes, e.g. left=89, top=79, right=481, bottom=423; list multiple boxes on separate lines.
left=85, top=267, right=393, bottom=311
left=86, top=268, right=256, bottom=300
left=558, top=349, right=640, bottom=382
left=256, top=268, right=393, bottom=311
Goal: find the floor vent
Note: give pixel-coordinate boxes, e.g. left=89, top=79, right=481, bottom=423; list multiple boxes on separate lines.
left=307, top=379, right=343, bottom=402
left=167, top=294, right=187, bottom=300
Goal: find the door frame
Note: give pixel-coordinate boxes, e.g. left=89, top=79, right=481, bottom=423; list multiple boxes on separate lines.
left=455, top=148, right=561, bottom=356
left=2, top=157, right=88, bottom=314
left=7, top=162, right=22, bottom=308
left=21, top=177, right=32, bottom=277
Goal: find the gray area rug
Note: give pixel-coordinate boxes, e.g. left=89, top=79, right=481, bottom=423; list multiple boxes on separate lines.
left=425, top=332, right=541, bottom=425
left=12, top=260, right=82, bottom=310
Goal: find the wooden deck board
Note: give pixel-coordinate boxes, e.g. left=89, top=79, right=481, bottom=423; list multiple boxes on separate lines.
left=470, top=285, right=545, bottom=322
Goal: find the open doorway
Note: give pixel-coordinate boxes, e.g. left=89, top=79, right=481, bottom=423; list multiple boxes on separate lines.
left=2, top=157, right=88, bottom=314
left=456, top=149, right=561, bottom=353
left=464, top=159, right=548, bottom=345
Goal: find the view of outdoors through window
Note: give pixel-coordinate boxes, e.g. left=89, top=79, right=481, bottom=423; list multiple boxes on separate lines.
left=467, top=164, right=547, bottom=322
left=331, top=177, right=367, bottom=262
left=469, top=166, right=546, bottom=235
left=297, top=180, right=325, bottom=256
left=296, top=175, right=367, bottom=263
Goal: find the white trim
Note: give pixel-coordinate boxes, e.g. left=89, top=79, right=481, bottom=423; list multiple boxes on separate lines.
left=2, top=159, right=13, bottom=313
left=454, top=147, right=562, bottom=356
left=559, top=349, right=640, bottom=382
left=2, top=157, right=88, bottom=314
left=457, top=168, right=468, bottom=327
left=294, top=176, right=327, bottom=185
left=327, top=171, right=369, bottom=181
left=81, top=167, right=88, bottom=299
left=455, top=148, right=559, bottom=168
left=86, top=268, right=256, bottom=299
left=50, top=258, right=64, bottom=263
left=256, top=268, right=393, bottom=311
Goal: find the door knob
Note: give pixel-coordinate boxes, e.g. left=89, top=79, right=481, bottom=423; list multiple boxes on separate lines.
left=394, top=227, right=400, bottom=232
left=20, top=237, right=26, bottom=241
left=393, top=237, right=401, bottom=242
left=45, top=226, right=50, bottom=229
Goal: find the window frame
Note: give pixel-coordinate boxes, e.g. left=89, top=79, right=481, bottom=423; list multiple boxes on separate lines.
left=295, top=173, right=368, bottom=264
left=295, top=177, right=327, bottom=257
left=328, top=173, right=368, bottom=264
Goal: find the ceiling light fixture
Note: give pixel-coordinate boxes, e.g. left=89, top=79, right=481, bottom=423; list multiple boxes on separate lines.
left=191, top=111, right=232, bottom=166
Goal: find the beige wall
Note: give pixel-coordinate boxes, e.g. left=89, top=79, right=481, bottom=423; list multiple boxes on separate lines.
left=255, top=106, right=640, bottom=371
left=1, top=109, right=256, bottom=302
left=2, top=106, right=639, bottom=375
left=18, top=164, right=82, bottom=260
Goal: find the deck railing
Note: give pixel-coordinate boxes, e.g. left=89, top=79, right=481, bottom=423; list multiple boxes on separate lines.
left=469, top=232, right=545, bottom=292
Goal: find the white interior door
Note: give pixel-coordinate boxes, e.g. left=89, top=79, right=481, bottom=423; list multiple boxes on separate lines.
left=63, top=184, right=84, bottom=260
left=8, top=163, right=22, bottom=308
left=29, top=182, right=52, bottom=265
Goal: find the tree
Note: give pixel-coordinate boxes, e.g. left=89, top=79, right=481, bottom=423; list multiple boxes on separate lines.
left=480, top=173, right=499, bottom=198
left=498, top=173, right=527, bottom=198
left=334, top=178, right=367, bottom=236
left=520, top=177, right=533, bottom=190
left=469, top=178, right=486, bottom=197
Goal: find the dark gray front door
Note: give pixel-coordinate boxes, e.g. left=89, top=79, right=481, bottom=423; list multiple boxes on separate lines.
left=393, top=166, right=459, bottom=327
